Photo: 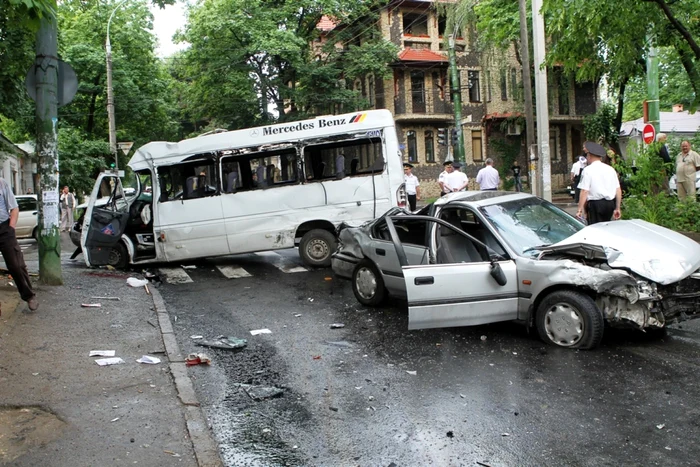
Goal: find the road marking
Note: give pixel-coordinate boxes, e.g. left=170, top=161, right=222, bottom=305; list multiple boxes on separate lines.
left=216, top=265, right=252, bottom=279
left=254, top=251, right=308, bottom=273
left=158, top=267, right=194, bottom=284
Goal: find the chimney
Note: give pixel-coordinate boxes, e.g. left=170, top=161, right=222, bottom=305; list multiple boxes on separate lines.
left=673, top=103, right=684, bottom=112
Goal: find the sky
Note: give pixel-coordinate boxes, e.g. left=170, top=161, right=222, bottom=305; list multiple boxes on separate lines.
left=150, top=2, right=188, bottom=58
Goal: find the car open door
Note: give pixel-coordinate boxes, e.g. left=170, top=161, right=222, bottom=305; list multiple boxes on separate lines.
left=385, top=215, right=519, bottom=330
left=81, top=173, right=130, bottom=267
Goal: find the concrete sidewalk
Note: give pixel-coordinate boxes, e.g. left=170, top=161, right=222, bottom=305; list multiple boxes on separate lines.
left=0, top=263, right=221, bottom=466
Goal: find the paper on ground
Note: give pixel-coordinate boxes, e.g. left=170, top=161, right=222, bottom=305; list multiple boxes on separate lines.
left=136, top=355, right=161, bottom=364
left=81, top=303, right=102, bottom=308
left=95, top=357, right=125, bottom=366
left=89, top=350, right=116, bottom=357
left=126, top=277, right=149, bottom=287
left=250, top=328, right=272, bottom=335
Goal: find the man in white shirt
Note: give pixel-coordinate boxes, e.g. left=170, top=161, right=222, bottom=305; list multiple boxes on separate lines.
left=445, top=162, right=469, bottom=192
left=576, top=141, right=622, bottom=224
left=570, top=155, right=587, bottom=202
left=403, top=163, right=420, bottom=211
left=438, top=161, right=454, bottom=196
left=476, top=158, right=500, bottom=190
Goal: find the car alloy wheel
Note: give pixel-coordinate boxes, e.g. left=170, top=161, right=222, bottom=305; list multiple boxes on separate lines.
left=351, top=260, right=386, bottom=307
left=355, top=266, right=378, bottom=300
left=542, top=302, right=584, bottom=347
left=535, top=289, right=604, bottom=350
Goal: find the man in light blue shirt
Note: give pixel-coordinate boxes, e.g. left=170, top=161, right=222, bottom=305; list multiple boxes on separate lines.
left=0, top=177, right=37, bottom=310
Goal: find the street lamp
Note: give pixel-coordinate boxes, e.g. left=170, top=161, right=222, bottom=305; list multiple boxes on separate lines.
left=106, top=0, right=129, bottom=174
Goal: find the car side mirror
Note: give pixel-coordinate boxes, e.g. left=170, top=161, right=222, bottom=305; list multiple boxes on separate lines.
left=490, top=261, right=507, bottom=286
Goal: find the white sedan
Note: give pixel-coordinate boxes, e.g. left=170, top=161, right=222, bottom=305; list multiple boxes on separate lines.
left=14, top=195, right=38, bottom=240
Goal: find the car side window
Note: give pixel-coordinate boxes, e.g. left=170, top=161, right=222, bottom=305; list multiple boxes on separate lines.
left=17, top=197, right=37, bottom=212
left=373, top=218, right=428, bottom=247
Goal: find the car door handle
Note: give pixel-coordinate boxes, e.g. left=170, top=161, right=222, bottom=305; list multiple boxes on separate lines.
left=376, top=248, right=386, bottom=256
left=32, top=211, right=37, bottom=215
left=414, top=276, right=434, bottom=285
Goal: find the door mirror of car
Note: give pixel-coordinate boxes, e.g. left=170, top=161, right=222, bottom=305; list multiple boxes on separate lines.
left=489, top=261, right=507, bottom=286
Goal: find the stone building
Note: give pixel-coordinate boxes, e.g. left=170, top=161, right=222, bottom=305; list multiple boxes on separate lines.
left=317, top=0, right=599, bottom=198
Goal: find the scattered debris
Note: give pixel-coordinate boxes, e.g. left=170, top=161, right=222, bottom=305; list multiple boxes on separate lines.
left=312, top=355, right=322, bottom=360
left=308, top=298, right=314, bottom=302
left=330, top=323, right=345, bottom=329
left=501, top=433, right=510, bottom=437
left=294, top=313, right=302, bottom=317
left=163, top=450, right=181, bottom=457
left=89, top=350, right=116, bottom=357
left=446, top=431, right=454, bottom=438
left=181, top=265, right=197, bottom=270
left=126, top=277, right=149, bottom=287
left=329, top=406, right=339, bottom=412
left=136, top=355, right=161, bottom=364
left=190, top=335, right=203, bottom=339
left=480, top=335, right=487, bottom=341
left=657, top=424, right=666, bottom=430
left=406, top=371, right=417, bottom=376
left=111, top=417, right=120, bottom=422
left=196, top=336, right=247, bottom=350
left=324, top=277, right=332, bottom=281
left=145, top=284, right=151, bottom=295
left=476, top=462, right=492, bottom=467
left=185, top=353, right=212, bottom=366
left=238, top=384, right=284, bottom=400
left=250, top=328, right=272, bottom=336
left=95, top=357, right=125, bottom=366
left=90, top=296, right=120, bottom=301
left=81, top=303, right=102, bottom=308
left=460, top=394, right=466, bottom=399
left=32, top=373, right=39, bottom=376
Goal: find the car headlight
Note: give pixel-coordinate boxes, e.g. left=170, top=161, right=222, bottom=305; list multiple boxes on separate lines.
left=637, top=280, right=658, bottom=300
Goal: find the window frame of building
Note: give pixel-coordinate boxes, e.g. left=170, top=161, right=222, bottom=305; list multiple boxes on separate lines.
left=424, top=130, right=435, bottom=163
left=403, top=12, right=429, bottom=37
left=510, top=68, right=519, bottom=102
left=500, top=69, right=508, bottom=101
left=485, top=70, right=492, bottom=102
left=468, top=70, right=480, bottom=103
left=407, top=130, right=418, bottom=163
left=471, top=129, right=483, bottom=162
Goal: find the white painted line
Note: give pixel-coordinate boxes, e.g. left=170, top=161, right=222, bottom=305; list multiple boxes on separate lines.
left=217, top=265, right=252, bottom=279
left=158, top=267, right=193, bottom=284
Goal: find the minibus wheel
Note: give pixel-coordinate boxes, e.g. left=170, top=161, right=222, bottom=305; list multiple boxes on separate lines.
left=108, top=242, right=128, bottom=269
left=299, top=229, right=336, bottom=267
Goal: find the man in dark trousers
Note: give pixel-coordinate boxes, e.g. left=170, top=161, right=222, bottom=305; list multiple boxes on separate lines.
left=0, top=177, right=38, bottom=310
left=511, top=160, right=523, bottom=192
left=575, top=142, right=622, bottom=225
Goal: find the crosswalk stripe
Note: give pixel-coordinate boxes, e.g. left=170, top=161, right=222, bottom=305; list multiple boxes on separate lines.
left=158, top=267, right=194, bottom=284
left=254, top=251, right=308, bottom=274
left=216, top=265, right=252, bottom=279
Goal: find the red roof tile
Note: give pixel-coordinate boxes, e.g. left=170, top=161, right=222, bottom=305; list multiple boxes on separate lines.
left=316, top=15, right=339, bottom=32
left=398, top=48, right=447, bottom=62
left=484, top=112, right=523, bottom=120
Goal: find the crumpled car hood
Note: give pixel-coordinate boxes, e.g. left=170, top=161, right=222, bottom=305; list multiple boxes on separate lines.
left=540, top=219, right=700, bottom=285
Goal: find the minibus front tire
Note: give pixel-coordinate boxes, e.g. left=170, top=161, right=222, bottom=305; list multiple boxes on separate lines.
left=299, top=229, right=337, bottom=268
left=108, top=242, right=128, bottom=269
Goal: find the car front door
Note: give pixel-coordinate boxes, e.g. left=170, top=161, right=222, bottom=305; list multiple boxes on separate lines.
left=386, top=215, right=518, bottom=330
left=81, top=173, right=130, bottom=267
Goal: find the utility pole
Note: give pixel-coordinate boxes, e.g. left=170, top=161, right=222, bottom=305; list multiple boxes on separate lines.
left=646, top=39, right=660, bottom=133
left=448, top=35, right=465, bottom=163
left=531, top=0, right=551, bottom=201
left=518, top=0, right=536, bottom=193
left=34, top=12, right=62, bottom=285
left=106, top=0, right=129, bottom=174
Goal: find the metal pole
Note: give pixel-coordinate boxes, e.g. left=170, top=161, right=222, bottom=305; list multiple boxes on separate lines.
left=448, top=35, right=465, bottom=163
left=518, top=0, right=536, bottom=193
left=35, top=12, right=62, bottom=285
left=106, top=0, right=129, bottom=174
left=646, top=37, right=660, bottom=133
left=531, top=0, right=551, bottom=201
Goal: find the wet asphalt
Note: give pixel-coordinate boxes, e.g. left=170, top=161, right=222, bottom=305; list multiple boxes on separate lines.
left=152, top=249, right=700, bottom=467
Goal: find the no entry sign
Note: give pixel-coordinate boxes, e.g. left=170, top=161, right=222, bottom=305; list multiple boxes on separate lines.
left=643, top=123, right=656, bottom=144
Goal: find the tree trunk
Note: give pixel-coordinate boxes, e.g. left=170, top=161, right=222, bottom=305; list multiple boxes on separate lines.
left=611, top=77, right=627, bottom=156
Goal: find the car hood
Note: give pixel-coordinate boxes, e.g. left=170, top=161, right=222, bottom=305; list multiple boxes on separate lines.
left=539, top=219, right=700, bottom=284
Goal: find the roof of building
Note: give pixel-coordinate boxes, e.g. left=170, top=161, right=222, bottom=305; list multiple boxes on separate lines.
left=0, top=133, right=28, bottom=157
left=619, top=111, right=700, bottom=137
left=397, top=48, right=447, bottom=62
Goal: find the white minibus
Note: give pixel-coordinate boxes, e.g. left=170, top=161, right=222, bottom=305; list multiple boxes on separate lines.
left=81, top=109, right=406, bottom=268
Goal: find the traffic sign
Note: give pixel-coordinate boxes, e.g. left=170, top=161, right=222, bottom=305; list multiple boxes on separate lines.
left=643, top=124, right=656, bottom=144
left=117, top=142, right=134, bottom=155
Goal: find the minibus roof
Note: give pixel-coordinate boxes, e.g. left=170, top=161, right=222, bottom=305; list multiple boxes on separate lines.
left=128, top=109, right=394, bottom=171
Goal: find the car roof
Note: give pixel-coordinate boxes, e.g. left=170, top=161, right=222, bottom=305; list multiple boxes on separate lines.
left=435, top=191, right=535, bottom=208
left=15, top=194, right=37, bottom=199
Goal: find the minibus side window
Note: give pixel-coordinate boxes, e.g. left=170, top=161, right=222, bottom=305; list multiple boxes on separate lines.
left=304, top=137, right=385, bottom=181
left=222, top=149, right=298, bottom=193
left=157, top=160, right=217, bottom=202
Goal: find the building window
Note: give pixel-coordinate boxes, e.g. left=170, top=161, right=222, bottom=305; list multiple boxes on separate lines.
left=425, top=131, right=435, bottom=163
left=411, top=71, right=426, bottom=113
left=468, top=71, right=480, bottom=102
left=510, top=68, right=519, bottom=101
left=407, top=131, right=418, bottom=163
left=403, top=13, right=428, bottom=36
left=486, top=71, right=492, bottom=102
left=472, top=130, right=483, bottom=162
left=500, top=69, right=508, bottom=100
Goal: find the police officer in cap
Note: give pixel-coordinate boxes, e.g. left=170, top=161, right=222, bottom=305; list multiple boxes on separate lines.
left=438, top=160, right=454, bottom=196
left=576, top=141, right=622, bottom=224
left=403, top=163, right=420, bottom=211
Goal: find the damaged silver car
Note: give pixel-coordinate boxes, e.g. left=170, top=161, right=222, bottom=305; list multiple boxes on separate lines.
left=332, top=192, right=700, bottom=349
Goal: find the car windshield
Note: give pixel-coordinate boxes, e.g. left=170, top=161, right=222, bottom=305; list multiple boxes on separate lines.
left=480, top=198, right=584, bottom=257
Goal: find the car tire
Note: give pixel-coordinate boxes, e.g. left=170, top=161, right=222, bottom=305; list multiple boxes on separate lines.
left=352, top=260, right=386, bottom=307
left=299, top=229, right=336, bottom=267
left=536, top=290, right=604, bottom=350
left=108, top=242, right=128, bottom=269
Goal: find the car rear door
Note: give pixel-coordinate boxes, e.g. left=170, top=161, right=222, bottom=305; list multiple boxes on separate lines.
left=81, top=173, right=129, bottom=267
left=16, top=197, right=37, bottom=238
left=386, top=215, right=519, bottom=330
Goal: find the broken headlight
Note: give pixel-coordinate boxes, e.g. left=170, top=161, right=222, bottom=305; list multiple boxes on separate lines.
left=637, top=280, right=659, bottom=300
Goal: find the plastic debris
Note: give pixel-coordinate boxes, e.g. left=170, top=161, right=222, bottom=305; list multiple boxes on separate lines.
left=190, top=335, right=203, bottom=339
left=182, top=265, right=197, bottom=270
left=308, top=298, right=314, bottom=302
left=657, top=424, right=666, bottom=430
left=294, top=313, right=302, bottom=317
left=406, top=370, right=417, bottom=376
left=127, top=277, right=149, bottom=287
left=95, top=357, right=125, bottom=366
left=186, top=353, right=211, bottom=366
left=312, top=355, right=322, bottom=360
left=111, top=417, right=120, bottom=422
left=237, top=384, right=284, bottom=400
left=196, top=336, right=247, bottom=350
left=250, top=328, right=272, bottom=335
left=501, top=433, right=510, bottom=437
left=81, top=303, right=102, bottom=308
left=329, top=406, right=339, bottom=412
left=89, top=350, right=116, bottom=357
left=136, top=355, right=161, bottom=364
left=330, top=323, right=345, bottom=329
left=480, top=335, right=487, bottom=341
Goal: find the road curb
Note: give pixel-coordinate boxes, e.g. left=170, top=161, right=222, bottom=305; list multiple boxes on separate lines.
left=150, top=285, right=223, bottom=467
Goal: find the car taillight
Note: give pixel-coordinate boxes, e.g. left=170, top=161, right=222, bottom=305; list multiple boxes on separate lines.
left=397, top=183, right=407, bottom=208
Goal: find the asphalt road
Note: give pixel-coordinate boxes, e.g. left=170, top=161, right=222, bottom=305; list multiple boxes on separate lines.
left=151, top=248, right=700, bottom=467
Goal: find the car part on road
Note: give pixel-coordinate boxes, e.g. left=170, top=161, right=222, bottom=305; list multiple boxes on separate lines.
left=299, top=229, right=337, bottom=267
left=536, top=290, right=604, bottom=349
left=352, top=260, right=386, bottom=307
left=195, top=336, right=247, bottom=350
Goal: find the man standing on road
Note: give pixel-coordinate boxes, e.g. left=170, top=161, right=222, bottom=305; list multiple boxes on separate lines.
left=446, top=162, right=469, bottom=192
left=511, top=160, right=523, bottom=192
left=438, top=161, right=454, bottom=196
left=570, top=155, right=587, bottom=203
left=60, top=185, right=76, bottom=232
left=476, top=158, right=500, bottom=190
left=576, top=142, right=622, bottom=224
left=675, top=141, right=700, bottom=201
left=403, top=163, right=420, bottom=211
left=0, top=177, right=38, bottom=311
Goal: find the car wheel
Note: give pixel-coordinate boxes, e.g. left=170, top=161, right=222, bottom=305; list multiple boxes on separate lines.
left=299, top=229, right=336, bottom=267
left=352, top=260, right=386, bottom=307
left=32, top=227, right=38, bottom=241
left=107, top=242, right=128, bottom=269
left=536, top=290, right=604, bottom=350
